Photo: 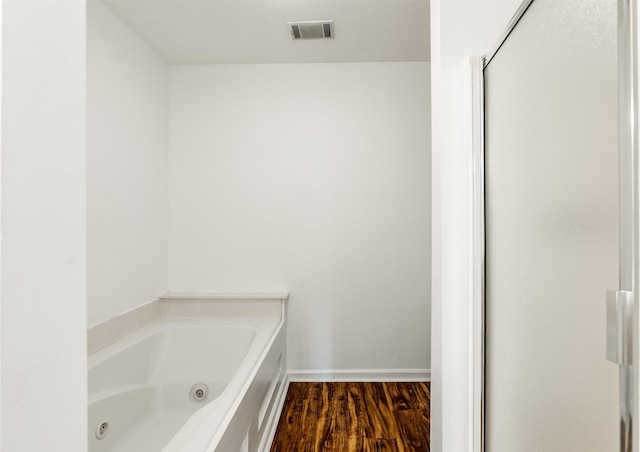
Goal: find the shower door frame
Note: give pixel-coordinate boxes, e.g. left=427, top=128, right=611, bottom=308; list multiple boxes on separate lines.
left=470, top=0, right=640, bottom=451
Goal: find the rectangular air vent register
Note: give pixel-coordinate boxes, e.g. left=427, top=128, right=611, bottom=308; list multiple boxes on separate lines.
left=288, top=21, right=334, bottom=40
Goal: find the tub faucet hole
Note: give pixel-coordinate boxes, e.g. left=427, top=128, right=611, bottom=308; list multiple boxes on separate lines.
left=190, top=383, right=209, bottom=403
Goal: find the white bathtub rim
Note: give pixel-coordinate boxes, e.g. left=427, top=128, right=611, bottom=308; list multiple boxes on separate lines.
left=162, top=317, right=284, bottom=452
left=88, top=317, right=263, bottom=365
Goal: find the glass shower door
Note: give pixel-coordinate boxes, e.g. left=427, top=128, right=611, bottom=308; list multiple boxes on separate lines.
left=483, top=0, right=621, bottom=450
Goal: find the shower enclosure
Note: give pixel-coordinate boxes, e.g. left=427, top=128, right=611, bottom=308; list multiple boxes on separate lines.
left=475, top=0, right=640, bottom=450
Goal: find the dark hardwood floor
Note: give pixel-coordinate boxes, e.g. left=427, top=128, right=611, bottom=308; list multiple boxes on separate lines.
left=270, top=382, right=430, bottom=452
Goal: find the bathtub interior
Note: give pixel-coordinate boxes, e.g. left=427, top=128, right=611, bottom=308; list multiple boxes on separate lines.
left=88, top=319, right=273, bottom=452
left=89, top=386, right=189, bottom=452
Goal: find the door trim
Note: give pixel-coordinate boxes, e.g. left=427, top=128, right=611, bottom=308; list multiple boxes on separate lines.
left=470, top=55, right=485, bottom=452
left=470, top=4, right=536, bottom=451
left=618, top=1, right=637, bottom=450
left=622, top=0, right=640, bottom=450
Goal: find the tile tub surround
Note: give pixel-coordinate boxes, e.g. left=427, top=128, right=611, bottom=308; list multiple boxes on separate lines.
left=87, top=292, right=289, bottom=355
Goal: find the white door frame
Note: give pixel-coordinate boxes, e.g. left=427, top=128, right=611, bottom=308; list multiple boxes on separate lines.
left=469, top=54, right=484, bottom=452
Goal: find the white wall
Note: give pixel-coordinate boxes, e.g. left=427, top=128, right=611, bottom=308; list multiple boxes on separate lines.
left=2, top=0, right=87, bottom=448
left=430, top=1, right=520, bottom=451
left=169, top=63, right=431, bottom=372
left=87, top=0, right=169, bottom=326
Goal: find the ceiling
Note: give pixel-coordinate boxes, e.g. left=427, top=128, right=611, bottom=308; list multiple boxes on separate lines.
left=102, top=0, right=430, bottom=65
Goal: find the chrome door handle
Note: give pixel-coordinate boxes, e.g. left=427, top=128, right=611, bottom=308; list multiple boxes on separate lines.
left=607, top=290, right=633, bottom=365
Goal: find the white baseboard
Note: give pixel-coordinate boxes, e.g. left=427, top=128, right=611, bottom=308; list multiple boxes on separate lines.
left=287, top=368, right=431, bottom=382
left=257, top=372, right=291, bottom=452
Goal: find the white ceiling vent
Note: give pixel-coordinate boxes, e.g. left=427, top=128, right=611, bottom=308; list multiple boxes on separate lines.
left=288, top=21, right=334, bottom=40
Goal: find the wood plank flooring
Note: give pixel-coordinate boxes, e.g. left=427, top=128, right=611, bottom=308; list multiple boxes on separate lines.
left=270, top=382, right=430, bottom=452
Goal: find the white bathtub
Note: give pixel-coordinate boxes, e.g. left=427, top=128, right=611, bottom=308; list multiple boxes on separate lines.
left=88, top=317, right=285, bottom=452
